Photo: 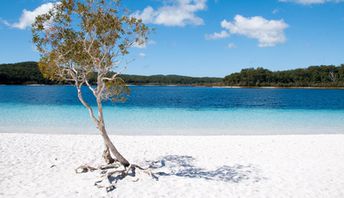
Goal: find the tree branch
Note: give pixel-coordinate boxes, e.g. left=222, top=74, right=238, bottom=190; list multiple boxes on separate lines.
left=73, top=73, right=99, bottom=126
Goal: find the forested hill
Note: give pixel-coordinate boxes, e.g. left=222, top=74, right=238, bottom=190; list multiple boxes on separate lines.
left=2, top=62, right=344, bottom=87
left=224, top=65, right=344, bottom=87
left=0, top=62, right=222, bottom=85
left=123, top=74, right=222, bottom=85
left=0, top=62, right=53, bottom=84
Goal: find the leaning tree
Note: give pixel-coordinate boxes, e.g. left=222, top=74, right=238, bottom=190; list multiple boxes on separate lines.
left=32, top=0, right=152, bottom=189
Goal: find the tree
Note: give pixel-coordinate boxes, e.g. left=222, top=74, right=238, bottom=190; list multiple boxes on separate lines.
left=32, top=0, right=152, bottom=189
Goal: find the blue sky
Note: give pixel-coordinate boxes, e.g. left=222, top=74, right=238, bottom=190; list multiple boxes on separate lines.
left=1, top=0, right=344, bottom=77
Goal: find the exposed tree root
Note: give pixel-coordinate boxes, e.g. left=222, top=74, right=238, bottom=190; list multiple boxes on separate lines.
left=102, top=146, right=116, bottom=164
left=76, top=162, right=157, bottom=192
left=75, top=165, right=98, bottom=173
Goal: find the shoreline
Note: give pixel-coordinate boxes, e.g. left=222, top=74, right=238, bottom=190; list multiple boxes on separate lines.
left=1, top=130, right=344, bottom=136
left=2, top=83, right=344, bottom=90
left=213, top=85, right=344, bottom=89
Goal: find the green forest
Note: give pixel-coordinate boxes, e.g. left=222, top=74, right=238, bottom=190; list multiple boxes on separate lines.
left=1, top=61, right=344, bottom=87
left=0, top=62, right=222, bottom=85
left=0, top=62, right=54, bottom=84
left=224, top=65, right=344, bottom=87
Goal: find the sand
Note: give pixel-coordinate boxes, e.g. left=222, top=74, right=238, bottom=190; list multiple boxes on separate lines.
left=1, top=133, right=344, bottom=198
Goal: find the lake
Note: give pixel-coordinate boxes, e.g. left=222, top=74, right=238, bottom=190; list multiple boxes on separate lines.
left=0, top=85, right=344, bottom=135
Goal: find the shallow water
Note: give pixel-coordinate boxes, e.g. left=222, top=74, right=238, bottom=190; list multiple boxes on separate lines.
left=1, top=85, right=344, bottom=135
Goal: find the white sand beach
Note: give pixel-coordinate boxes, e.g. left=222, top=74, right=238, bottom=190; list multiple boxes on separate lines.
left=1, top=133, right=344, bottom=198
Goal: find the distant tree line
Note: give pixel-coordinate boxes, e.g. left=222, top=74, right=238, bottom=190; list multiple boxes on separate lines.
left=224, top=65, right=344, bottom=87
left=121, top=74, right=222, bottom=85
left=0, top=62, right=222, bottom=85
left=2, top=62, right=344, bottom=87
left=0, top=62, right=55, bottom=84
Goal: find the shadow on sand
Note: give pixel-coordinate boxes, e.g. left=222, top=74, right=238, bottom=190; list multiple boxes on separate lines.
left=146, top=155, right=262, bottom=183
left=103, top=155, right=263, bottom=192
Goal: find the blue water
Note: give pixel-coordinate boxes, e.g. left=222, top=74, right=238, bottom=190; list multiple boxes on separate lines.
left=1, top=85, right=344, bottom=135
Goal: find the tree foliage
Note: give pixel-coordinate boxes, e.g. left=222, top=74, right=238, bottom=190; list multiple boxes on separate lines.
left=32, top=0, right=148, bottom=100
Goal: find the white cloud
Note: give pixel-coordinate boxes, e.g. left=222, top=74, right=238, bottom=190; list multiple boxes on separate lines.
left=139, top=52, right=146, bottom=57
left=132, top=0, right=207, bottom=27
left=208, top=15, right=288, bottom=47
left=272, top=9, right=279, bottom=14
left=279, top=0, right=344, bottom=4
left=0, top=18, right=10, bottom=26
left=205, top=30, right=229, bottom=40
left=227, top=43, right=236, bottom=48
left=133, top=41, right=147, bottom=49
left=133, top=40, right=157, bottom=49
left=8, top=2, right=56, bottom=29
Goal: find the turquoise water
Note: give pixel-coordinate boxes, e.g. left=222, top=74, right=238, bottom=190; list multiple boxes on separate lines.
left=1, top=86, right=344, bottom=135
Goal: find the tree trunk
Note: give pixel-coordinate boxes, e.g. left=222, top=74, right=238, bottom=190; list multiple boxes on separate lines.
left=96, top=92, right=130, bottom=167
left=75, top=84, right=130, bottom=167
left=98, top=124, right=130, bottom=167
left=102, top=145, right=115, bottom=164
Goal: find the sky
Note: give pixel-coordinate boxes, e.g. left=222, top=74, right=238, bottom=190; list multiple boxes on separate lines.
left=0, top=0, right=344, bottom=77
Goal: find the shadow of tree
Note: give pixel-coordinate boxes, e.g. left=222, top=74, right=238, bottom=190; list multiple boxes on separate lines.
left=99, top=155, right=262, bottom=192
left=147, top=155, right=262, bottom=183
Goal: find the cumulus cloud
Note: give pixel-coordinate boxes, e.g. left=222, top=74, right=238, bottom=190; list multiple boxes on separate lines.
left=139, top=52, right=146, bottom=57
left=207, top=15, right=288, bottom=47
left=132, top=0, right=207, bottom=27
left=7, top=2, right=56, bottom=29
left=205, top=30, right=229, bottom=40
left=279, top=0, right=344, bottom=5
